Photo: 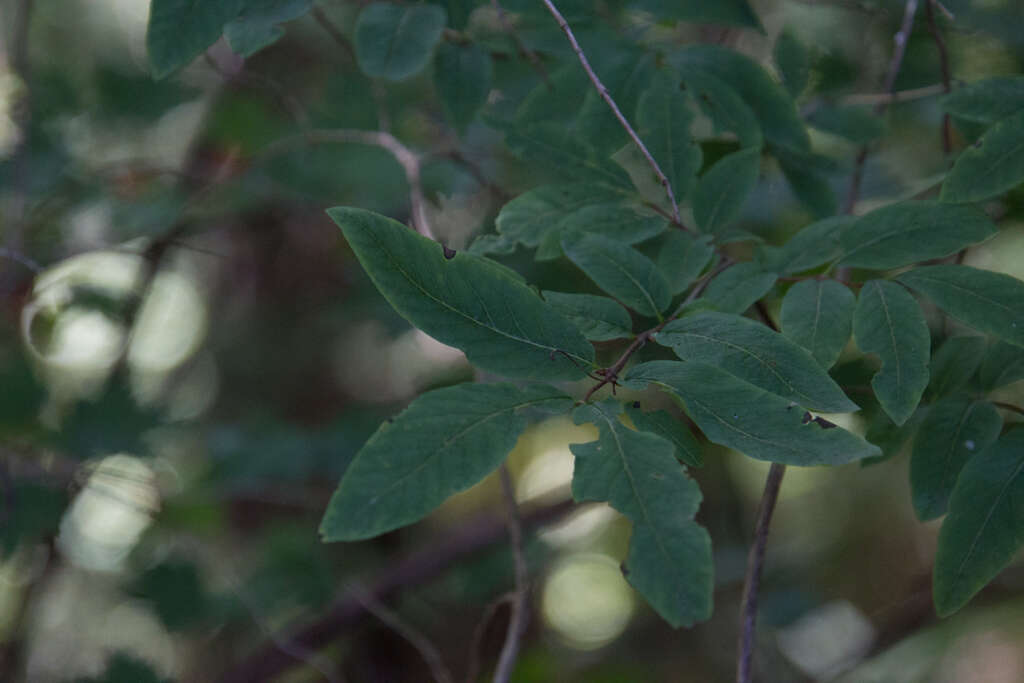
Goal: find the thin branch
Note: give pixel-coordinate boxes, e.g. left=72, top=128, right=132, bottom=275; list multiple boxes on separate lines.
left=838, top=82, right=946, bottom=106
left=218, top=498, right=577, bottom=683
left=351, top=587, right=455, bottom=683
left=842, top=0, right=920, bottom=215
left=491, top=0, right=551, bottom=87
left=493, top=466, right=529, bottom=683
left=736, top=463, right=786, bottom=683
left=0, top=247, right=41, bottom=273
left=993, top=402, right=1024, bottom=417
left=203, top=52, right=310, bottom=129
left=259, top=129, right=435, bottom=239
left=311, top=6, right=357, bottom=63
left=924, top=0, right=953, bottom=155
left=465, top=593, right=515, bottom=683
left=540, top=0, right=682, bottom=225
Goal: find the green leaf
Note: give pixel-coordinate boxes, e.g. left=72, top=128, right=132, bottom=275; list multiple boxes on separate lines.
left=897, top=265, right=1024, bottom=348
left=627, top=402, right=703, bottom=467
left=570, top=401, right=712, bottom=627
left=927, top=336, right=986, bottom=399
left=575, top=51, right=659, bottom=155
left=320, top=383, right=572, bottom=541
left=911, top=397, right=1002, bottom=522
left=626, top=361, right=881, bottom=465
left=692, top=147, right=760, bottom=235
left=328, top=207, right=595, bottom=379
left=808, top=106, right=886, bottom=144
left=780, top=279, right=855, bottom=370
left=467, top=233, right=517, bottom=256
left=146, top=0, right=245, bottom=79
left=977, top=340, right=1024, bottom=391
left=495, top=184, right=613, bottom=248
left=632, top=0, right=762, bottom=30
left=504, top=123, right=633, bottom=188
left=562, top=233, right=672, bottom=318
left=941, top=110, right=1024, bottom=203
left=542, top=291, right=634, bottom=342
left=224, top=0, right=312, bottom=57
left=355, top=3, right=447, bottom=81
left=673, top=45, right=810, bottom=151
left=853, top=280, right=930, bottom=425
left=934, top=428, right=1024, bottom=616
left=838, top=201, right=996, bottom=270
left=758, top=215, right=853, bottom=274
left=434, top=42, right=493, bottom=134
left=774, top=30, right=809, bottom=99
left=942, top=77, right=1024, bottom=125
left=776, top=148, right=838, bottom=219
left=678, top=69, right=762, bottom=148
left=657, top=311, right=858, bottom=413
left=554, top=204, right=668, bottom=246
left=637, top=83, right=702, bottom=203
left=702, top=262, right=777, bottom=314
left=656, top=232, right=714, bottom=295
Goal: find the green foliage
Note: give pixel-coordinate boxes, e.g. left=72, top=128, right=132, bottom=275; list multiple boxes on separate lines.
left=327, top=207, right=595, bottom=379
left=941, top=109, right=1024, bottom=202
left=541, top=291, right=634, bottom=342
left=779, top=279, right=855, bottom=370
left=656, top=231, right=714, bottom=294
left=941, top=76, right=1024, bottom=125
left=569, top=401, right=712, bottom=627
left=701, top=262, right=776, bottom=314
left=224, top=0, right=313, bottom=57
left=355, top=3, right=448, bottom=80
left=853, top=280, right=930, bottom=426
left=562, top=232, right=672, bottom=318
left=321, top=383, right=572, bottom=541
left=626, top=403, right=703, bottom=468
left=434, top=42, right=493, bottom=133
left=773, top=30, right=809, bottom=99
left=934, top=429, right=1024, bottom=617
left=692, top=147, right=760, bottom=234
left=632, top=0, right=761, bottom=30
left=637, top=83, right=702, bottom=203
left=146, top=0, right=245, bottom=78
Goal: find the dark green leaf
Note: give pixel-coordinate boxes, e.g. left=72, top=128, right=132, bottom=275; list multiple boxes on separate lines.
left=575, top=52, right=659, bottom=154
left=678, top=69, right=762, bottom=148
left=838, top=201, right=996, bottom=270
left=146, top=0, right=245, bottom=79
left=776, top=149, right=838, bottom=218
left=554, top=203, right=668, bottom=245
left=853, top=280, right=930, bottom=425
left=637, top=82, right=702, bottom=202
left=570, top=400, right=712, bottom=627
left=434, top=42, right=493, bottom=134
left=942, top=77, right=1024, bottom=125
left=911, top=397, right=1002, bottom=521
left=774, top=30, right=809, bottom=99
left=780, top=279, right=855, bottom=369
left=977, top=340, right=1024, bottom=391
left=897, top=265, right=1024, bottom=348
left=495, top=183, right=614, bottom=248
left=934, top=428, right=1024, bottom=616
left=656, top=231, right=714, bottom=294
left=504, top=123, right=633, bottom=188
left=355, top=3, right=447, bottom=81
left=759, top=215, right=853, bottom=274
left=626, top=361, right=881, bottom=465
left=941, top=110, right=1024, bottom=203
left=657, top=311, right=857, bottom=412
left=562, top=233, right=672, bottom=318
left=808, top=105, right=886, bottom=144
left=75, top=652, right=172, bottom=683
left=632, top=0, right=762, bottom=30
left=702, top=262, right=777, bottom=314
left=320, top=383, right=572, bottom=541
left=626, top=403, right=703, bottom=467
left=328, top=207, right=595, bottom=379
left=692, top=148, right=760, bottom=234
left=673, top=45, right=809, bottom=151
left=467, top=233, right=517, bottom=256
left=224, top=0, right=312, bottom=57
left=928, top=336, right=986, bottom=399
left=542, top=291, right=634, bottom=341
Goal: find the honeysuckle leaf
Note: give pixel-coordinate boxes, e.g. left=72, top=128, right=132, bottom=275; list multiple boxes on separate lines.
left=637, top=83, right=702, bottom=203
left=780, top=279, right=855, bottom=369
left=542, top=291, right=634, bottom=342
left=853, top=280, right=930, bottom=425
left=562, top=233, right=672, bottom=318
left=941, top=77, right=1024, bottom=125
left=941, top=109, right=1024, bottom=203
left=626, top=402, right=704, bottom=468
left=328, top=207, right=595, bottom=379
left=146, top=0, right=245, bottom=78
left=434, top=42, right=493, bottom=134
left=355, top=3, right=447, bottom=80
left=692, top=147, right=760, bottom=234
left=320, top=383, right=573, bottom=541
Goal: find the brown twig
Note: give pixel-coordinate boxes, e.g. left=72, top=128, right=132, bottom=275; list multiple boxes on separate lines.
left=540, top=0, right=682, bottom=226
left=203, top=52, right=310, bottom=130
left=218, top=498, right=577, bottom=683
left=493, top=466, right=530, bottom=683
left=311, top=6, right=358, bottom=63
left=842, top=0, right=920, bottom=215
left=491, top=0, right=551, bottom=87
left=351, top=587, right=455, bottom=683
left=838, top=82, right=946, bottom=107
left=736, top=463, right=786, bottom=683
left=465, top=593, right=515, bottom=683
left=993, top=402, right=1024, bottom=417
left=260, top=129, right=435, bottom=239
left=923, top=0, right=953, bottom=155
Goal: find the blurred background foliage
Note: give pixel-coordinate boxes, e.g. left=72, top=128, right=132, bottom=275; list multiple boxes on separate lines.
left=0, top=0, right=1023, bottom=681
